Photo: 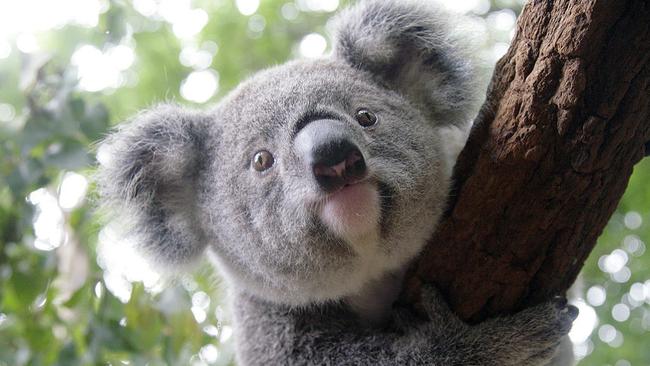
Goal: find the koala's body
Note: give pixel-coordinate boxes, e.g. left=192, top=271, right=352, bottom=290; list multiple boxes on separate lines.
left=98, top=1, right=577, bottom=365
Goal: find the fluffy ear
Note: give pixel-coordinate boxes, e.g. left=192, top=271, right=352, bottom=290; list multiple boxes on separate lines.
left=97, top=104, right=209, bottom=266
left=331, top=0, right=480, bottom=127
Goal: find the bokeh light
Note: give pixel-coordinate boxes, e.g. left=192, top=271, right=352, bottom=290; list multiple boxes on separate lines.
left=180, top=45, right=215, bottom=70
left=295, top=0, right=339, bottom=12
left=624, top=211, right=643, bottom=230
left=180, top=69, right=220, bottom=103
left=299, top=33, right=327, bottom=58
left=236, top=0, right=260, bottom=16
left=570, top=299, right=598, bottom=344
left=0, top=103, right=16, bottom=122
left=0, top=0, right=105, bottom=40
left=71, top=44, right=135, bottom=92
left=28, top=188, right=66, bottom=251
left=96, top=222, right=164, bottom=303
left=0, top=40, right=11, bottom=58
left=58, top=171, right=89, bottom=211
left=587, top=285, right=607, bottom=307
left=433, top=0, right=486, bottom=14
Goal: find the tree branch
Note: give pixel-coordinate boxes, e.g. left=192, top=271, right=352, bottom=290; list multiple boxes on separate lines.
left=406, top=0, right=650, bottom=323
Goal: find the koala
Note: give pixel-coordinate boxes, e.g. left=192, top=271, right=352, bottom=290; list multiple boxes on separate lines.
left=97, top=1, right=578, bottom=365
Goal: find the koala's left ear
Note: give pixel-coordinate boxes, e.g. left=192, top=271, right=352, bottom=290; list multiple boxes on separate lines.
left=332, top=0, right=480, bottom=127
left=97, top=104, right=210, bottom=266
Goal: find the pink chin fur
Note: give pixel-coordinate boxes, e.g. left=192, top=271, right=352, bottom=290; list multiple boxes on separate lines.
left=320, top=182, right=380, bottom=240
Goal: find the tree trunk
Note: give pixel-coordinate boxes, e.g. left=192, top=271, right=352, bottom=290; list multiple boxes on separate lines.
left=405, top=0, right=650, bottom=323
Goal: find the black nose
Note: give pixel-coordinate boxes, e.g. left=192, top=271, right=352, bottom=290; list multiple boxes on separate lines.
left=294, top=119, right=367, bottom=193
left=312, top=139, right=366, bottom=192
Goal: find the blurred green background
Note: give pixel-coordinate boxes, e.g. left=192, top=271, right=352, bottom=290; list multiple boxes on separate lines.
left=0, top=0, right=648, bottom=365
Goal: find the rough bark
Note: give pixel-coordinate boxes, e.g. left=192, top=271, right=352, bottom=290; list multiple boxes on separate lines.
left=405, top=0, right=650, bottom=323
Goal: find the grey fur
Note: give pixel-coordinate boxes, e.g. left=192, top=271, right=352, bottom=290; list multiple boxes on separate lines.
left=97, top=105, right=210, bottom=265
left=332, top=0, right=480, bottom=127
left=97, top=1, right=576, bottom=365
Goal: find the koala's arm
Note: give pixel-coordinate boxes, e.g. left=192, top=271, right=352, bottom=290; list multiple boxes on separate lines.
left=233, top=287, right=577, bottom=366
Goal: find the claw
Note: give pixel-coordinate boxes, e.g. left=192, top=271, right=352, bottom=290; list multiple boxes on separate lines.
left=566, top=305, right=579, bottom=320
left=553, top=296, right=568, bottom=309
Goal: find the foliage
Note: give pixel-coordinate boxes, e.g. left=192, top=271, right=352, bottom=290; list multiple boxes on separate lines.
left=0, top=1, right=647, bottom=365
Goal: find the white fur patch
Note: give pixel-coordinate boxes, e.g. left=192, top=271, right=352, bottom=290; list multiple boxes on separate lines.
left=319, top=182, right=380, bottom=242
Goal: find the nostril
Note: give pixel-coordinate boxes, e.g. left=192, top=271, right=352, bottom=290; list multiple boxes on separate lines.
left=345, top=150, right=362, bottom=168
left=345, top=150, right=365, bottom=179
left=313, top=170, right=345, bottom=193
left=313, top=160, right=346, bottom=193
left=314, top=161, right=344, bottom=178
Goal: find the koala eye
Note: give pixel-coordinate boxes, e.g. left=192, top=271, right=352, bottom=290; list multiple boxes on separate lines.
left=355, top=109, right=378, bottom=127
left=252, top=150, right=275, bottom=172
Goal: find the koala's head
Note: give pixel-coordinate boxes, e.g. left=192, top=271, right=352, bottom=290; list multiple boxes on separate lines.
left=98, top=0, right=479, bottom=306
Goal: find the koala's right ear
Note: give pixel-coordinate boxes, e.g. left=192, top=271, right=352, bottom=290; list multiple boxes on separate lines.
left=97, top=104, right=210, bottom=266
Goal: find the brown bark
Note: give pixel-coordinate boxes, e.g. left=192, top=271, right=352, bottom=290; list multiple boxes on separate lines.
left=405, top=0, right=650, bottom=323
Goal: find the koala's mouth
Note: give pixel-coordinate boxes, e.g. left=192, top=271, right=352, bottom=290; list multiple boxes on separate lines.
left=318, top=180, right=381, bottom=240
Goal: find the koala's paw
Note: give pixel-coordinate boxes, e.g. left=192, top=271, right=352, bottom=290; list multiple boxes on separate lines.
left=466, top=297, right=578, bottom=366
left=521, top=345, right=564, bottom=366
left=391, top=284, right=466, bottom=334
left=501, top=297, right=578, bottom=365
left=530, top=297, right=579, bottom=342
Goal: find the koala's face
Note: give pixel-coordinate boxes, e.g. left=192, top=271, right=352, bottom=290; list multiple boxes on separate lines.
left=98, top=0, right=478, bottom=306
left=199, top=59, right=450, bottom=304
